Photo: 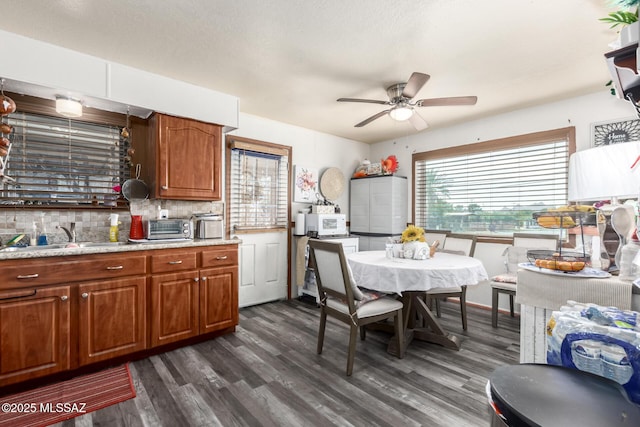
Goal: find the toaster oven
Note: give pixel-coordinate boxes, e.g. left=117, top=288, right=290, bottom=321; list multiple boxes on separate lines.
left=193, top=214, right=224, bottom=239
left=144, top=219, right=193, bottom=240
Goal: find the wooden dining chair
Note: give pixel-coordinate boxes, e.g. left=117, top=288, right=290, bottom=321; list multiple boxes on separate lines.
left=308, top=239, right=404, bottom=376
left=490, top=233, right=559, bottom=327
left=425, top=234, right=477, bottom=330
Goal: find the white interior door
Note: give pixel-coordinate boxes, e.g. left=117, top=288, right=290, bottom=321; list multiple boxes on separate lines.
left=226, top=135, right=291, bottom=308
left=234, top=230, right=288, bottom=307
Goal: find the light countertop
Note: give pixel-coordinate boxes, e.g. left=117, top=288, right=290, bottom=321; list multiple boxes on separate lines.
left=0, top=238, right=241, bottom=260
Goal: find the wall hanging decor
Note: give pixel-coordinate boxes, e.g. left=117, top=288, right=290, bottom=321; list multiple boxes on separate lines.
left=293, top=165, right=318, bottom=203
left=591, top=117, right=640, bottom=146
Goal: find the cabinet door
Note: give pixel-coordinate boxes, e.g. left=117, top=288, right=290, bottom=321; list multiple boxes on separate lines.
left=156, top=114, right=222, bottom=200
left=78, top=277, right=146, bottom=366
left=200, top=266, right=238, bottom=334
left=151, top=270, right=199, bottom=347
left=0, top=286, right=71, bottom=386
left=349, top=178, right=370, bottom=233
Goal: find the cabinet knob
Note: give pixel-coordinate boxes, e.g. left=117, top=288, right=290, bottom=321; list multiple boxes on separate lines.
left=161, top=185, right=168, bottom=190
left=60, top=295, right=68, bottom=301
left=81, top=292, right=89, bottom=299
left=201, top=276, right=207, bottom=281
left=194, top=277, right=199, bottom=282
left=168, top=260, right=183, bottom=265
left=215, top=256, right=228, bottom=260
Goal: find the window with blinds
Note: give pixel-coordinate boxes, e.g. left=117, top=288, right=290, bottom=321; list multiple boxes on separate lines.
left=413, top=127, right=575, bottom=236
left=1, top=111, right=124, bottom=206
left=228, top=138, right=289, bottom=232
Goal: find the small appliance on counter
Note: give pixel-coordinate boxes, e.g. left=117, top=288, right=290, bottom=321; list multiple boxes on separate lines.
left=305, top=213, right=347, bottom=237
left=193, top=213, right=224, bottom=239
left=144, top=218, right=193, bottom=240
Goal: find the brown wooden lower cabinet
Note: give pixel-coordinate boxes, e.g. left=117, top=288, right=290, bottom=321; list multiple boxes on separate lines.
left=78, top=277, right=147, bottom=366
left=0, top=243, right=238, bottom=388
left=0, top=285, right=71, bottom=385
left=151, top=266, right=239, bottom=346
left=200, top=266, right=238, bottom=334
left=151, top=270, right=200, bottom=347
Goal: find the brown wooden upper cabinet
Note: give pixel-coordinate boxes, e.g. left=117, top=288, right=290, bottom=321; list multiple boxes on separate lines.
left=146, top=113, right=222, bottom=200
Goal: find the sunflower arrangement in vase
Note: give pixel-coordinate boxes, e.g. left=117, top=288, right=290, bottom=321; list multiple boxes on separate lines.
left=401, top=225, right=426, bottom=243
left=400, top=225, right=430, bottom=259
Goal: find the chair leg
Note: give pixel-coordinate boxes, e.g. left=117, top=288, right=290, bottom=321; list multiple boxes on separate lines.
left=394, top=309, right=405, bottom=359
left=460, top=286, right=468, bottom=331
left=435, top=298, right=442, bottom=318
left=509, top=294, right=515, bottom=317
left=346, top=323, right=358, bottom=376
left=491, top=288, right=499, bottom=328
left=317, top=310, right=327, bottom=354
left=360, top=325, right=366, bottom=341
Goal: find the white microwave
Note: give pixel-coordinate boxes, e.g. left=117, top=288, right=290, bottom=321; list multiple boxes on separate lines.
left=305, top=213, right=347, bottom=236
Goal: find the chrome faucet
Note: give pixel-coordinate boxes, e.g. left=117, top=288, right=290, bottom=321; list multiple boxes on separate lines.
left=56, top=223, right=76, bottom=243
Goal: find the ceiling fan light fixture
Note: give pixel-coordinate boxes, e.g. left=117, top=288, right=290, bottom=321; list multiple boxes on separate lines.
left=55, top=96, right=83, bottom=118
left=389, top=106, right=413, bottom=121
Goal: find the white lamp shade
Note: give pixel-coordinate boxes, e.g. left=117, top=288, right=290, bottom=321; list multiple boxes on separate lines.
left=55, top=97, right=83, bottom=118
left=568, top=141, right=640, bottom=202
left=389, top=107, right=413, bottom=121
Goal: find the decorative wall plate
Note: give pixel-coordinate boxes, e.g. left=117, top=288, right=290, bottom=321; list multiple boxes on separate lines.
left=320, top=167, right=345, bottom=201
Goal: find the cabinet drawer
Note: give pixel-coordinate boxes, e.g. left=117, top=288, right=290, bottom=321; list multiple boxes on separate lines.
left=151, top=251, right=197, bottom=273
left=201, top=247, right=238, bottom=268
left=0, top=255, right=147, bottom=290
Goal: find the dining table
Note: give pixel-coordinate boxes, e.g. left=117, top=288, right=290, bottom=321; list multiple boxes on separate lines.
left=347, top=250, right=488, bottom=355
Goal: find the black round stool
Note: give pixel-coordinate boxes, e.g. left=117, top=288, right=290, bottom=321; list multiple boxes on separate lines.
left=488, top=364, right=640, bottom=426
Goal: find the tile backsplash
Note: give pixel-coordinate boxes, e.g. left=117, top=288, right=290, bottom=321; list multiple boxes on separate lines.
left=0, top=200, right=223, bottom=246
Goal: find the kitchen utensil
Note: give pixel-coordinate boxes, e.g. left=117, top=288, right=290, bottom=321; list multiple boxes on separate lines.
left=0, top=94, right=16, bottom=116
left=0, top=123, right=12, bottom=134
left=121, top=164, right=149, bottom=201
left=129, top=215, right=144, bottom=240
left=611, top=205, right=634, bottom=269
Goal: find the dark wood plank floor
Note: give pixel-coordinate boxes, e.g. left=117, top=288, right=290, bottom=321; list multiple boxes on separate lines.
left=56, top=299, right=520, bottom=427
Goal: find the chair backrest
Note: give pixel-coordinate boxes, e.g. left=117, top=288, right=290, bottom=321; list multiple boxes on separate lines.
left=442, top=233, right=477, bottom=257
left=423, top=229, right=450, bottom=247
left=503, top=246, right=531, bottom=274
left=513, top=233, right=558, bottom=250
left=308, top=239, right=362, bottom=308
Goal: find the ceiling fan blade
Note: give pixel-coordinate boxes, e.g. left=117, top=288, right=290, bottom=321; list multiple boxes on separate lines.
left=417, top=96, right=478, bottom=107
left=337, top=97, right=389, bottom=105
left=355, top=110, right=391, bottom=127
left=402, top=72, right=430, bottom=99
left=409, top=111, right=428, bottom=131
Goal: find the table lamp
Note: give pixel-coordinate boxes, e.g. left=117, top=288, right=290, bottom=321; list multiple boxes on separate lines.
left=567, top=141, right=640, bottom=269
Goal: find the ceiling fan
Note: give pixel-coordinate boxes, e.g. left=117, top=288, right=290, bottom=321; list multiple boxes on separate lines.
left=337, top=72, right=477, bottom=131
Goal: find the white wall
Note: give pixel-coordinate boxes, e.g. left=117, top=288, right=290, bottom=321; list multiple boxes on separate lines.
left=230, top=113, right=370, bottom=218
left=370, top=90, right=636, bottom=311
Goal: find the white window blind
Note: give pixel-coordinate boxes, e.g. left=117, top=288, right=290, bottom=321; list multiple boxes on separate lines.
left=229, top=148, right=289, bottom=231
left=1, top=112, right=124, bottom=206
left=415, top=135, right=571, bottom=235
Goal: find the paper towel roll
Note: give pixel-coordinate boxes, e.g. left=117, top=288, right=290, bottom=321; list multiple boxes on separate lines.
left=294, top=213, right=306, bottom=236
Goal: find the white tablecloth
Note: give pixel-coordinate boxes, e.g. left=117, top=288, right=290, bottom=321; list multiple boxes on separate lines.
left=347, top=250, right=488, bottom=295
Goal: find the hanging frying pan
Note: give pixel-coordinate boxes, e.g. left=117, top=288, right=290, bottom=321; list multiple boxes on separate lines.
left=121, top=164, right=149, bottom=201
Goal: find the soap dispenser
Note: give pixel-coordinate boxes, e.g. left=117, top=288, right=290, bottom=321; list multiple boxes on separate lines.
left=109, top=214, right=120, bottom=242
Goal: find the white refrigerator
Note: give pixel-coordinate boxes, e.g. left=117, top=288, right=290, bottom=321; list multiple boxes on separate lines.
left=349, top=175, right=407, bottom=250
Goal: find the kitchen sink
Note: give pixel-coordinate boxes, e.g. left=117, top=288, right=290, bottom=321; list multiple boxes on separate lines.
left=0, top=243, right=68, bottom=252
left=0, top=242, right=128, bottom=252
left=75, top=242, right=127, bottom=248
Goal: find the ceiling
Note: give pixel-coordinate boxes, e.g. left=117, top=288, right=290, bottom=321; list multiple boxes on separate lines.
left=0, top=0, right=623, bottom=144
